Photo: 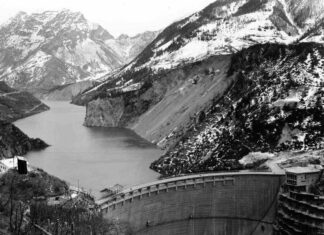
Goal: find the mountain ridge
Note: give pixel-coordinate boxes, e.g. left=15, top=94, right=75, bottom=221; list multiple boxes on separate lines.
left=76, top=0, right=324, bottom=103
left=0, top=9, right=158, bottom=96
left=72, top=0, right=324, bottom=176
left=151, top=42, right=324, bottom=176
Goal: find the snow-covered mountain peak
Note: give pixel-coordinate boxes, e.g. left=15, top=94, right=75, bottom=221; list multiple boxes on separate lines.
left=0, top=10, right=157, bottom=95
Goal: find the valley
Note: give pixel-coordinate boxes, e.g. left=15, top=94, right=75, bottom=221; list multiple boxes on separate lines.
left=14, top=101, right=161, bottom=197
left=73, top=0, right=324, bottom=178
left=0, top=0, right=324, bottom=234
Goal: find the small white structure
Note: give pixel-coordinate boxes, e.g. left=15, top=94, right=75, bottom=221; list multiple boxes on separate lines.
left=0, top=156, right=27, bottom=174
left=285, top=164, right=323, bottom=192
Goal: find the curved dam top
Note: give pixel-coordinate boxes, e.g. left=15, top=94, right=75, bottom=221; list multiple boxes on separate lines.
left=98, top=172, right=286, bottom=235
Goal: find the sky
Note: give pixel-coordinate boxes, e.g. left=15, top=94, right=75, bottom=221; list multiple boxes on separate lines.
left=0, top=0, right=215, bottom=37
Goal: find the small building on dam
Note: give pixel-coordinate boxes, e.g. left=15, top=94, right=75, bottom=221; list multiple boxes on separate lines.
left=274, top=164, right=324, bottom=235
left=97, top=172, right=286, bottom=234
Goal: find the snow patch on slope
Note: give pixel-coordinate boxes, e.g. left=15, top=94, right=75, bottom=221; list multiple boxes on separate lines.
left=136, top=0, right=304, bottom=72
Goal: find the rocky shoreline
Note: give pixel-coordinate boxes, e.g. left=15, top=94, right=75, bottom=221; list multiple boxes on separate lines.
left=0, top=121, right=48, bottom=159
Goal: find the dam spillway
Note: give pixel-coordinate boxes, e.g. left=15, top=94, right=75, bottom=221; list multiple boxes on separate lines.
left=98, top=172, right=285, bottom=235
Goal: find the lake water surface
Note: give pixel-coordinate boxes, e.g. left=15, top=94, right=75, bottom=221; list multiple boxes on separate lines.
left=14, top=101, right=161, bottom=197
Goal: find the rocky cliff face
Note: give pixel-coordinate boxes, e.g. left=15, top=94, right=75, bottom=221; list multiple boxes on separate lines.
left=81, top=56, right=233, bottom=150
left=0, top=121, right=48, bottom=159
left=0, top=10, right=157, bottom=96
left=0, top=81, right=49, bottom=122
left=85, top=97, right=125, bottom=127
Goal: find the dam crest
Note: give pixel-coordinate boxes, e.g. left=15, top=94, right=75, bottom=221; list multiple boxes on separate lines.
left=97, top=172, right=285, bottom=235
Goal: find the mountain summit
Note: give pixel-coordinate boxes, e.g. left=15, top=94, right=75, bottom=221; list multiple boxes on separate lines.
left=0, top=10, right=157, bottom=95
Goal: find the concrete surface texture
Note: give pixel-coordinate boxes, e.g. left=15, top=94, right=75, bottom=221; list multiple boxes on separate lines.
left=101, top=173, right=286, bottom=235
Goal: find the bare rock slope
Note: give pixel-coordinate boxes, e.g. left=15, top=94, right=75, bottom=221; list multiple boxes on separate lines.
left=151, top=42, right=324, bottom=176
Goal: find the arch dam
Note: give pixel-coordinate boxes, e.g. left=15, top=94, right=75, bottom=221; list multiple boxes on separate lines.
left=97, top=172, right=286, bottom=235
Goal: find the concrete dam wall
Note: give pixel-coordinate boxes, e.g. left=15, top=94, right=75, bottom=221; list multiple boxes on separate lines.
left=99, top=172, right=285, bottom=235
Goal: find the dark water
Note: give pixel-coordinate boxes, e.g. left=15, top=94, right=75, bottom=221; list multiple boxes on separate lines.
left=14, top=101, right=161, bottom=197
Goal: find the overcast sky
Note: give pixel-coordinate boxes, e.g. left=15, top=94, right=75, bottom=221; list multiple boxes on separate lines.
left=0, top=0, right=215, bottom=37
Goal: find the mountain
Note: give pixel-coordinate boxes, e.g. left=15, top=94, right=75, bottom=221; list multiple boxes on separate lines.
left=285, top=0, right=324, bottom=29
left=74, top=0, right=324, bottom=107
left=0, top=81, right=49, bottom=122
left=75, top=0, right=324, bottom=124
left=42, top=80, right=98, bottom=101
left=120, top=0, right=324, bottom=71
left=40, top=31, right=158, bottom=100
left=151, top=42, right=324, bottom=176
left=106, top=31, right=160, bottom=63
left=0, top=10, right=157, bottom=97
left=72, top=0, right=324, bottom=177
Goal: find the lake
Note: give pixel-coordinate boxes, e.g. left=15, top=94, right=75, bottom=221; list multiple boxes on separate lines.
left=14, top=101, right=161, bottom=198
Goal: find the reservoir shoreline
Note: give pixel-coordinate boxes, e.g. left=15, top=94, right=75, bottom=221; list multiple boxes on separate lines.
left=14, top=101, right=161, bottom=198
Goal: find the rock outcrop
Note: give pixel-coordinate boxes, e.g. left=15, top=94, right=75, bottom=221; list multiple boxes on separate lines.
left=0, top=121, right=48, bottom=159
left=85, top=97, right=125, bottom=127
